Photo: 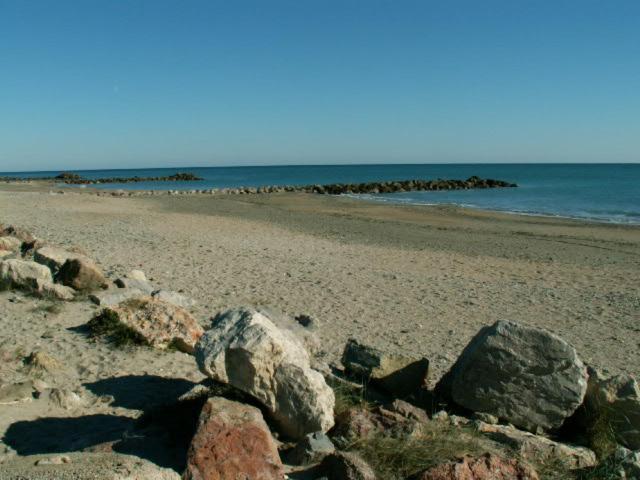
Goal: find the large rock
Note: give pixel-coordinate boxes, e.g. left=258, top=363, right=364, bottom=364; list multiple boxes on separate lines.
left=476, top=422, right=597, bottom=469
left=583, top=368, right=640, bottom=450
left=342, top=338, right=429, bottom=398
left=100, top=297, right=204, bottom=353
left=0, top=236, right=22, bottom=252
left=437, top=321, right=588, bottom=432
left=57, top=257, right=107, bottom=291
left=414, top=454, right=539, bottom=480
left=183, top=396, right=284, bottom=480
left=0, top=259, right=53, bottom=291
left=34, top=246, right=87, bottom=275
left=195, top=307, right=335, bottom=439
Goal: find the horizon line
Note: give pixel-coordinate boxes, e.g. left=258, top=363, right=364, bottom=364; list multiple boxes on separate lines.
left=2, top=160, right=639, bottom=174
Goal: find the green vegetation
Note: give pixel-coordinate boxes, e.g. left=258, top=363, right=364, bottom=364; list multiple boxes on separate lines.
left=87, top=308, right=148, bottom=347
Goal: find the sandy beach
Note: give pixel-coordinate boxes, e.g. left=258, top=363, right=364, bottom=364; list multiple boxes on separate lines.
left=1, top=184, right=639, bottom=475
left=1, top=186, right=639, bottom=383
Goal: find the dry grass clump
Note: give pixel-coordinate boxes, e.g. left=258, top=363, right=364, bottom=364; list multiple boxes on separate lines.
left=86, top=308, right=148, bottom=347
left=328, top=377, right=371, bottom=417
left=348, top=423, right=500, bottom=480
left=29, top=301, right=63, bottom=315
left=583, top=406, right=619, bottom=460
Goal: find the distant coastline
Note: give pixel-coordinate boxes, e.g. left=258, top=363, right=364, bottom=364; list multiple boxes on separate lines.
left=0, top=164, right=638, bottom=224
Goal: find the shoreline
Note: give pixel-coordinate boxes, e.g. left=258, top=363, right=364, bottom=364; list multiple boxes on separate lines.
left=2, top=179, right=639, bottom=229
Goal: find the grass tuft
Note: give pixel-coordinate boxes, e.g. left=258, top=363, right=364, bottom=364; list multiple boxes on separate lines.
left=328, top=376, right=371, bottom=417
left=585, top=409, right=618, bottom=460
left=30, top=301, right=63, bottom=315
left=348, top=423, right=500, bottom=480
left=87, top=308, right=148, bottom=347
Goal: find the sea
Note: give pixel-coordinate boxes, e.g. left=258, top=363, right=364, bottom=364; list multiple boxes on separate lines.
left=5, top=164, right=640, bottom=225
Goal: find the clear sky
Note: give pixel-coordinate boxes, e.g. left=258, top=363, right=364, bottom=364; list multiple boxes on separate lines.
left=1, top=1, right=638, bottom=172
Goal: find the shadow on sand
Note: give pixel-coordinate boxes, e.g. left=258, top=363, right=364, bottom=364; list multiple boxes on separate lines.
left=2, top=375, right=205, bottom=471
left=83, top=374, right=197, bottom=409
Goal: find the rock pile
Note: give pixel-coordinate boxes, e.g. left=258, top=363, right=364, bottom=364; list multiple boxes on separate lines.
left=3, top=222, right=640, bottom=480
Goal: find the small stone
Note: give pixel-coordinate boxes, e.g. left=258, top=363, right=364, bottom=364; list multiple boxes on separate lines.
left=34, top=455, right=71, bottom=466
left=432, top=411, right=449, bottom=422
left=474, top=412, right=499, bottom=425
left=286, top=431, right=335, bottom=466
left=449, top=415, right=471, bottom=427
left=295, top=314, right=317, bottom=329
left=151, top=289, right=197, bottom=309
left=89, top=288, right=146, bottom=307
left=319, top=452, right=376, bottom=480
left=115, top=274, right=154, bottom=294
left=127, top=270, right=147, bottom=282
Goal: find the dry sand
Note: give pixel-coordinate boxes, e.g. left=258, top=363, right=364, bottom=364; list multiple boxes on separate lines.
left=0, top=185, right=639, bottom=471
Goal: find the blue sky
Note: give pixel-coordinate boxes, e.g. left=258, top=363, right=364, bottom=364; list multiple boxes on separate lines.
left=1, top=1, right=639, bottom=172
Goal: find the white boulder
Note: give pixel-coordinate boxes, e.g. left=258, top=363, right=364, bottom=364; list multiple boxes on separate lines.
left=195, top=307, right=335, bottom=439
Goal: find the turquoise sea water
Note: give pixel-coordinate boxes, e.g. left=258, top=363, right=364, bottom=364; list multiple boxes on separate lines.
left=5, top=164, right=640, bottom=224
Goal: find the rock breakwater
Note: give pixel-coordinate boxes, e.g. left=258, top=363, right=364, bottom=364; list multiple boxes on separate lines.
left=0, top=172, right=204, bottom=184
left=91, top=175, right=518, bottom=197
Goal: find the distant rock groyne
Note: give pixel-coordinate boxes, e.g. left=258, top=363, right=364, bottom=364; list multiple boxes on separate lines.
left=0, top=172, right=204, bottom=184
left=114, top=175, right=516, bottom=196
left=1, top=172, right=517, bottom=196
